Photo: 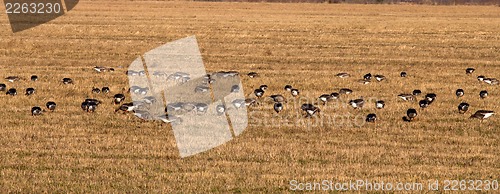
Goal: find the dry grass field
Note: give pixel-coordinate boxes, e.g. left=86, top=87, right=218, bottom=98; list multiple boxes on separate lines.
left=0, top=1, right=499, bottom=192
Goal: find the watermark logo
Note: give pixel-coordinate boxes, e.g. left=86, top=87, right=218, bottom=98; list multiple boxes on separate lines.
left=4, top=0, right=79, bottom=33
left=127, top=36, right=248, bottom=158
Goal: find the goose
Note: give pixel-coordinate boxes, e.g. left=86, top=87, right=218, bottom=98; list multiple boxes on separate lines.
left=273, top=102, right=283, bottom=113
left=138, top=70, right=146, bottom=76
left=339, top=88, right=353, bottom=94
left=166, top=102, right=184, bottom=112
left=358, top=79, right=371, bottom=85
left=455, top=89, right=464, bottom=98
left=349, top=98, right=365, bottom=109
left=82, top=101, right=98, bottom=112
left=284, top=85, right=293, bottom=92
left=425, top=93, right=437, bottom=103
left=269, top=95, right=286, bottom=103
left=365, top=113, right=377, bottom=123
left=113, top=94, right=126, bottom=104
left=194, top=85, right=210, bottom=93
left=5, top=76, right=20, bottom=82
left=127, top=70, right=139, bottom=76
left=477, top=75, right=485, bottom=82
left=330, top=92, right=340, bottom=99
left=62, top=78, right=73, bottom=84
left=479, top=90, right=488, bottom=99
left=25, top=88, right=35, bottom=96
left=400, top=72, right=407, bottom=77
left=301, top=103, right=320, bottom=117
left=232, top=99, right=246, bottom=109
left=247, top=72, right=258, bottom=78
left=31, top=75, right=38, bottom=81
left=93, top=66, right=108, bottom=73
left=85, top=98, right=102, bottom=105
left=6, top=88, right=17, bottom=96
left=46, top=101, right=56, bottom=111
left=483, top=78, right=499, bottom=85
left=92, top=87, right=101, bottom=94
left=457, top=102, right=469, bottom=114
left=254, top=88, right=264, bottom=98
left=376, top=100, right=385, bottom=109
left=216, top=104, right=226, bottom=115
left=419, top=100, right=429, bottom=109
left=398, top=94, right=414, bottom=101
left=115, top=102, right=136, bottom=113
left=181, top=102, right=197, bottom=112
left=336, top=72, right=350, bottom=78
left=230, top=85, right=240, bottom=93
left=407, top=108, right=417, bottom=121
left=363, top=73, right=372, bottom=80
left=374, top=75, right=386, bottom=82
left=158, top=114, right=182, bottom=125
left=466, top=68, right=475, bottom=75
left=142, top=96, right=157, bottom=104
left=291, top=88, right=299, bottom=97
left=0, top=83, right=6, bottom=91
left=152, top=71, right=167, bottom=77
left=319, top=94, right=333, bottom=104
left=412, top=89, right=422, bottom=96
left=195, top=103, right=209, bottom=113
left=31, top=106, right=43, bottom=116
left=259, top=85, right=268, bottom=91
left=133, top=110, right=153, bottom=120
left=245, top=98, right=257, bottom=106
left=469, top=110, right=495, bottom=121
left=102, top=87, right=110, bottom=94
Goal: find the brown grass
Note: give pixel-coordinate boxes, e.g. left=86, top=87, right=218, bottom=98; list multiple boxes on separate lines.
left=0, top=1, right=499, bottom=192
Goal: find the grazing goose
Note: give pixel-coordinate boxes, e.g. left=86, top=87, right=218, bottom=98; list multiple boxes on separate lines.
left=406, top=108, right=418, bottom=121
left=457, top=102, right=469, bottom=114
left=412, top=90, right=422, bottom=96
left=365, top=113, right=377, bottom=123
left=400, top=72, right=407, bottom=77
left=25, top=88, right=35, bottom=96
left=115, top=102, right=136, bottom=113
left=254, top=88, right=264, bottom=98
left=158, top=114, right=182, bottom=125
left=363, top=73, right=372, bottom=80
left=479, top=90, right=488, bottom=99
left=358, top=79, right=371, bottom=85
left=291, top=88, right=300, bottom=97
left=466, top=67, right=475, bottom=75
left=284, top=85, right=293, bottom=92
left=92, top=87, right=101, bottom=94
left=483, top=78, right=499, bottom=85
left=216, top=104, right=226, bottom=115
left=419, top=100, right=429, bottom=109
left=374, top=75, right=386, bottom=82
left=46, top=101, right=56, bottom=112
left=245, top=98, right=257, bottom=106
left=195, top=103, right=209, bottom=113
left=339, top=88, right=353, bottom=94
left=166, top=102, right=185, bottom=112
left=85, top=101, right=99, bottom=112
left=301, top=103, right=320, bottom=117
left=102, top=87, right=110, bottom=94
left=349, top=98, right=365, bottom=109
left=230, top=85, right=240, bottom=93
left=247, top=72, right=258, bottom=78
left=31, top=106, right=43, bottom=116
left=455, top=89, right=464, bottom=98
left=469, top=110, right=495, bottom=121
left=330, top=92, right=340, bottom=99
left=269, top=95, right=286, bottom=103
left=273, top=102, right=283, bottom=113
left=425, top=93, right=437, bottom=103
left=319, top=94, right=333, bottom=104
left=194, top=85, right=210, bottom=93
left=31, top=75, right=38, bottom=81
left=113, top=94, right=125, bottom=104
left=336, top=72, right=350, bottom=78
left=62, top=78, right=73, bottom=84
left=232, top=99, right=246, bottom=109
left=477, top=75, right=485, bottom=82
left=6, top=88, right=17, bottom=96
left=376, top=100, right=385, bottom=109
left=0, top=83, right=6, bottom=91
left=5, top=76, right=20, bottom=82
left=398, top=94, right=414, bottom=101
left=93, top=66, right=109, bottom=73
left=259, top=85, right=268, bottom=91
left=142, top=96, right=157, bottom=104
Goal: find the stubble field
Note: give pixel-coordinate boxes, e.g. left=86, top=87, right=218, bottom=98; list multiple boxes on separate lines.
left=0, top=1, right=499, bottom=192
